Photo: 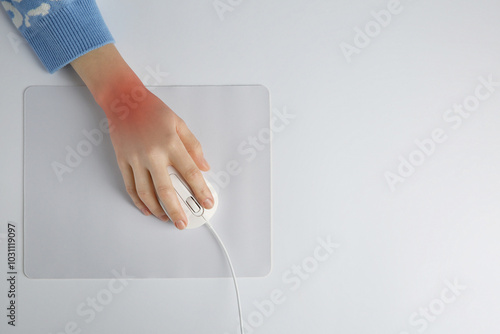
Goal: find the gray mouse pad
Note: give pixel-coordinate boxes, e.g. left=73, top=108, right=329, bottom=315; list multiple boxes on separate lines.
left=24, top=85, right=271, bottom=279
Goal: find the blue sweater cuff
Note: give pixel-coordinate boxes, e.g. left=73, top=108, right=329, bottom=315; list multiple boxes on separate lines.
left=21, top=0, right=115, bottom=73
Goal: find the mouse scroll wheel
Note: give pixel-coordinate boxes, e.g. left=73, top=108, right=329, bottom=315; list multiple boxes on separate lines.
left=186, top=196, right=201, bottom=213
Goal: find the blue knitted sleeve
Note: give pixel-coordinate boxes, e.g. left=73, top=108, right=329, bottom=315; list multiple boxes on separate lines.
left=2, top=0, right=115, bottom=73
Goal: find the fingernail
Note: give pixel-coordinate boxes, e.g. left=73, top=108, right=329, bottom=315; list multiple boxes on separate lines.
left=175, top=220, right=186, bottom=230
left=203, top=198, right=213, bottom=209
left=141, top=208, right=151, bottom=216
left=160, top=215, right=169, bottom=222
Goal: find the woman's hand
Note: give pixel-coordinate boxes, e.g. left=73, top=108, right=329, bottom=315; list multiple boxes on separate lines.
left=71, top=44, right=213, bottom=230
left=108, top=89, right=213, bottom=229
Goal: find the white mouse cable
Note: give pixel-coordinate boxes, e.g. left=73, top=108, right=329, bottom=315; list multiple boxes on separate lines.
left=204, top=221, right=245, bottom=334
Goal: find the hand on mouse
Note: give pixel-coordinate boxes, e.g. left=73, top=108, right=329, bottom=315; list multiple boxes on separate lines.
left=70, top=44, right=214, bottom=230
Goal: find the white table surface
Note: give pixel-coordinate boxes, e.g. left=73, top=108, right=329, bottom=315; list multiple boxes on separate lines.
left=2, top=0, right=500, bottom=333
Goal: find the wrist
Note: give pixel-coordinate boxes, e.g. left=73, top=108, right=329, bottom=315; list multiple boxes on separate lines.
left=98, top=80, right=149, bottom=120
left=70, top=44, right=146, bottom=115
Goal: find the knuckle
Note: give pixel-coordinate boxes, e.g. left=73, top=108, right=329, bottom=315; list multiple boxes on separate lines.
left=169, top=209, right=184, bottom=221
left=136, top=188, right=151, bottom=198
left=189, top=140, right=202, bottom=154
left=201, top=186, right=212, bottom=198
left=125, top=186, right=137, bottom=196
left=184, top=167, right=201, bottom=181
left=156, top=185, right=176, bottom=198
left=144, top=146, right=164, bottom=160
left=153, top=209, right=167, bottom=218
left=128, top=155, right=142, bottom=168
left=162, top=199, right=185, bottom=219
left=117, top=160, right=129, bottom=171
left=165, top=137, right=181, bottom=151
left=132, top=201, right=144, bottom=209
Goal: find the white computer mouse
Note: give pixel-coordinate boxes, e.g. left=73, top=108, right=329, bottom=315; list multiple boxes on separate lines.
left=157, top=166, right=218, bottom=229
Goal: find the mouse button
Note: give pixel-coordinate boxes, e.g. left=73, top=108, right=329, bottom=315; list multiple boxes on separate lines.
left=186, top=196, right=201, bottom=213
left=170, top=174, right=192, bottom=200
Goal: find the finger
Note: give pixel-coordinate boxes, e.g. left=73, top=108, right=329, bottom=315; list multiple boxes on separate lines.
left=118, top=162, right=151, bottom=216
left=169, top=141, right=214, bottom=210
left=131, top=165, right=170, bottom=222
left=149, top=161, right=188, bottom=230
left=177, top=119, right=210, bottom=171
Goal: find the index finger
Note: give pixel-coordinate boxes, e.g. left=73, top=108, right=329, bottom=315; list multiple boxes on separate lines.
left=169, top=145, right=214, bottom=210
left=149, top=162, right=189, bottom=230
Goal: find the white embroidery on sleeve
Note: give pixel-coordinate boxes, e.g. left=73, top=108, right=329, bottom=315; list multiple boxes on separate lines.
left=24, top=3, right=50, bottom=27
left=2, top=1, right=23, bottom=28
left=2, top=0, right=54, bottom=29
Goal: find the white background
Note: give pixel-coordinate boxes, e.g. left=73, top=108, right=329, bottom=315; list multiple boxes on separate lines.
left=1, top=0, right=500, bottom=333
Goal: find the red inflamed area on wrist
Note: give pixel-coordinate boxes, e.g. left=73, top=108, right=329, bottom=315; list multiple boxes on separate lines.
left=99, top=80, right=150, bottom=125
left=71, top=44, right=153, bottom=131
